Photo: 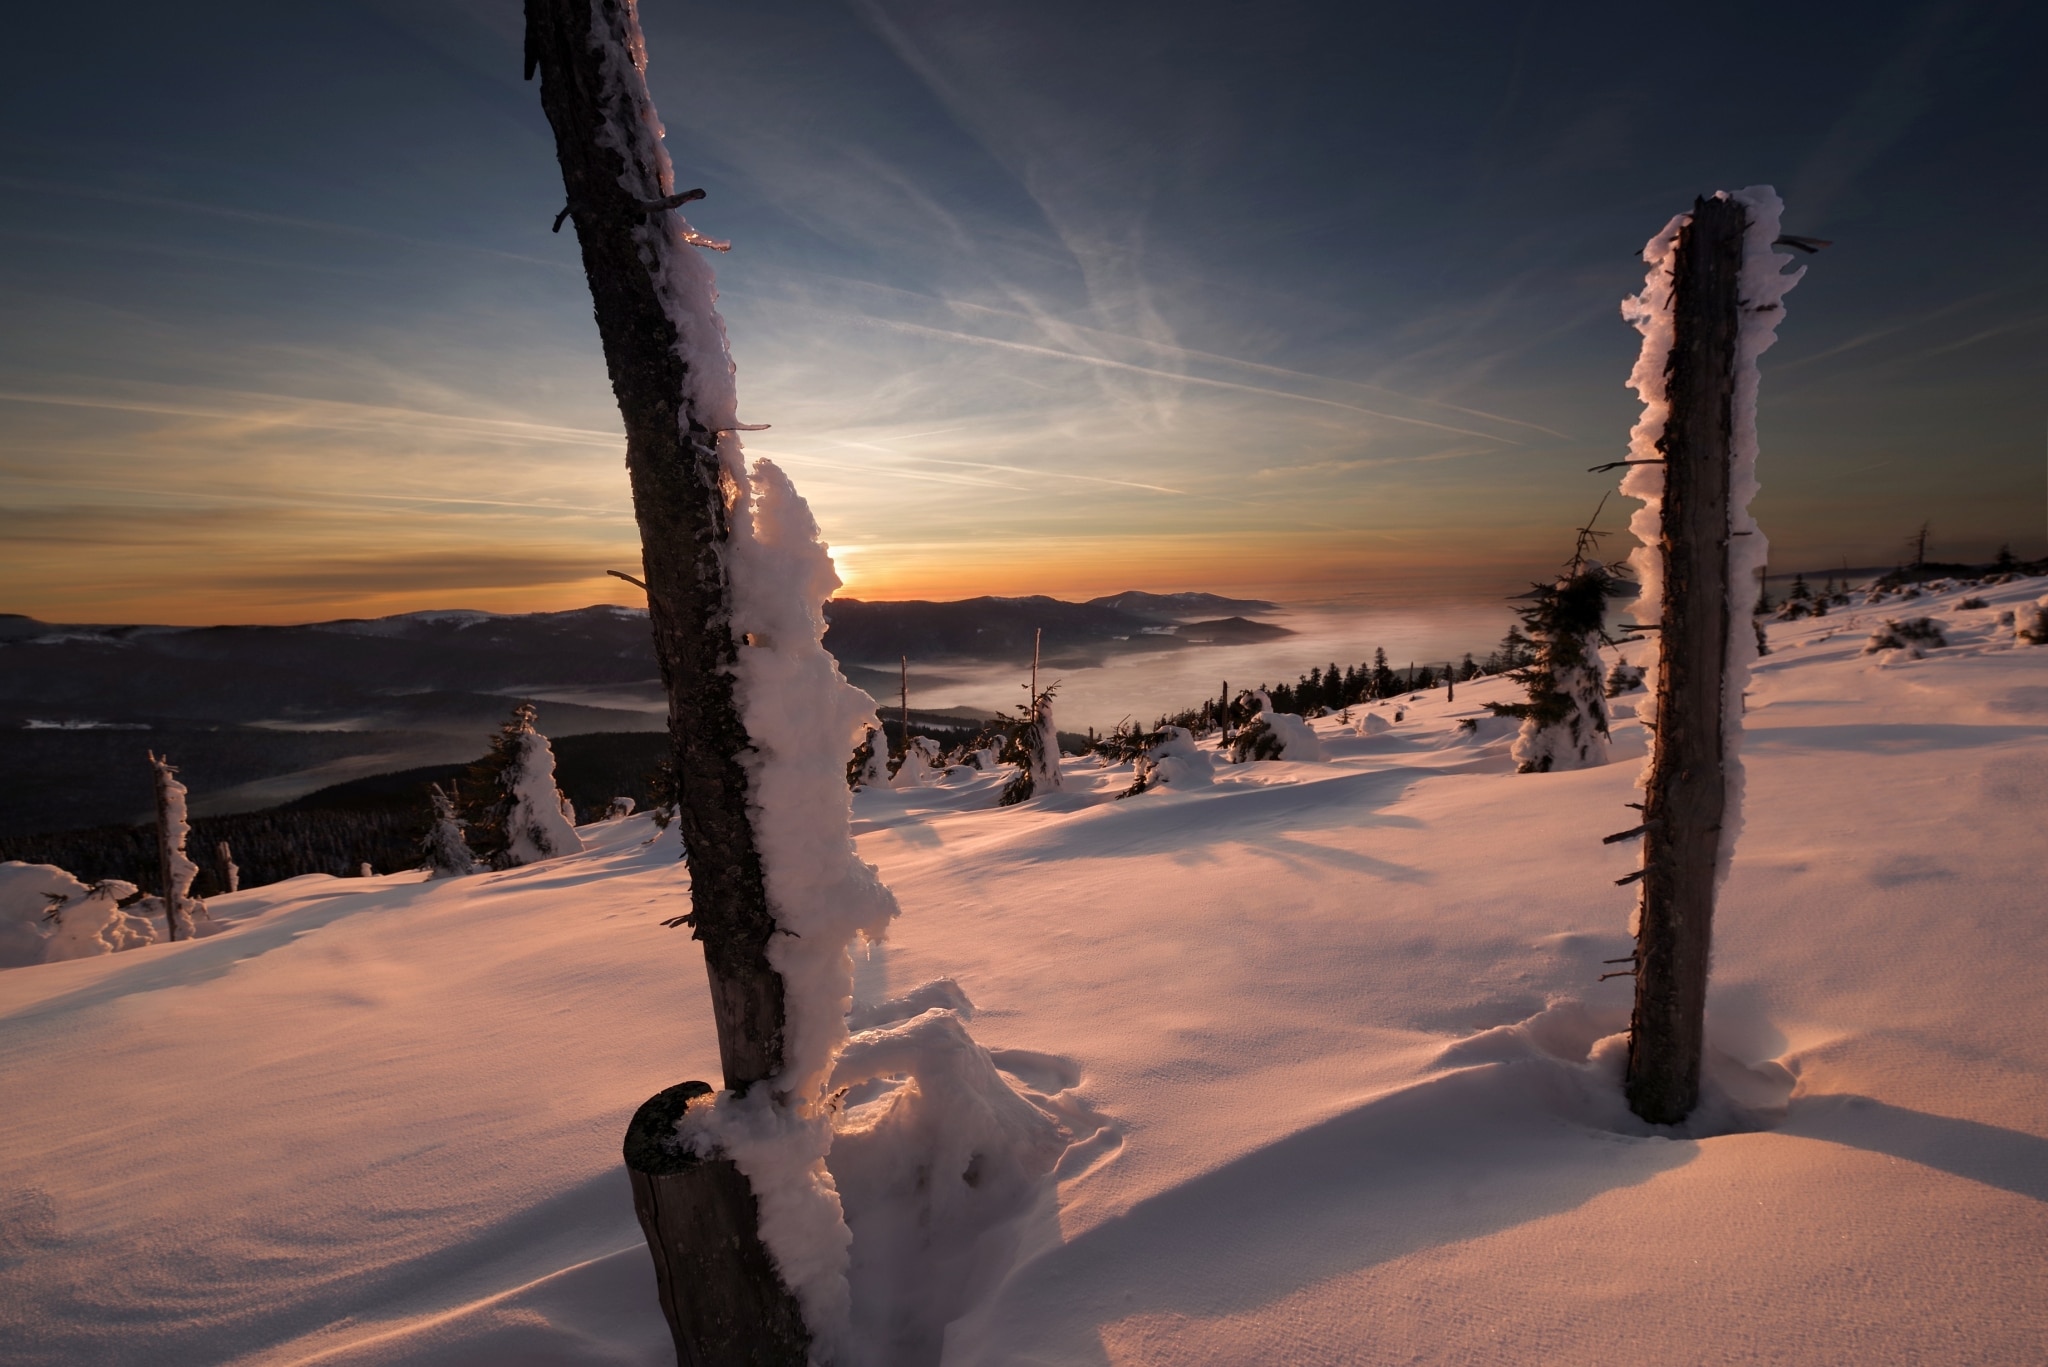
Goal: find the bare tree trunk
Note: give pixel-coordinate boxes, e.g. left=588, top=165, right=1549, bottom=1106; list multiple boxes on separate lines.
left=525, top=0, right=782, bottom=1097
left=1625, top=196, right=1746, bottom=1125
left=524, top=3, right=807, bottom=1358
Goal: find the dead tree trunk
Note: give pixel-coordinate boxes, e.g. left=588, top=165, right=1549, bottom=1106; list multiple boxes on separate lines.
left=626, top=1083, right=811, bottom=1366
left=1625, top=196, right=1746, bottom=1125
left=524, top=2, right=808, bottom=1359
left=149, top=751, right=182, bottom=942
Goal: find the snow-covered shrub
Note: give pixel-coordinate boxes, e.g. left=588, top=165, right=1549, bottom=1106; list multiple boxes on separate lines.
left=846, top=725, right=888, bottom=789
left=1863, top=616, right=1948, bottom=658
left=1488, top=558, right=1630, bottom=773
left=217, top=841, right=240, bottom=895
left=891, top=736, right=944, bottom=789
left=998, top=686, right=1062, bottom=806
left=2014, top=598, right=2048, bottom=645
left=1774, top=575, right=1814, bottom=620
left=1356, top=711, right=1393, bottom=736
left=419, top=784, right=476, bottom=879
left=463, top=704, right=581, bottom=869
left=1605, top=659, right=1646, bottom=696
left=559, top=795, right=577, bottom=827
left=41, top=879, right=152, bottom=962
left=2, top=863, right=152, bottom=969
left=1227, top=690, right=1324, bottom=762
left=1124, top=726, right=1213, bottom=795
left=605, top=796, right=637, bottom=819
left=1957, top=596, right=1988, bottom=610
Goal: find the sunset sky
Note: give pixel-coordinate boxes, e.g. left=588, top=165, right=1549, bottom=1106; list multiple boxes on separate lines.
left=2, top=0, right=2042, bottom=624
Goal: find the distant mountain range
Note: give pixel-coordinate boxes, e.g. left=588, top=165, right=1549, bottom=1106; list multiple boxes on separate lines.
left=820, top=592, right=1286, bottom=674
left=0, top=591, right=1290, bottom=835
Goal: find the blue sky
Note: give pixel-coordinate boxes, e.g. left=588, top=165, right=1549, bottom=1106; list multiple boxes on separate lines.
left=1, top=0, right=2041, bottom=621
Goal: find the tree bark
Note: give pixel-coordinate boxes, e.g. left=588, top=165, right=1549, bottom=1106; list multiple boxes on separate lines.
left=524, top=5, right=810, bottom=1361
left=1625, top=196, right=1746, bottom=1125
left=626, top=1083, right=812, bottom=1367
left=523, top=0, right=784, bottom=1096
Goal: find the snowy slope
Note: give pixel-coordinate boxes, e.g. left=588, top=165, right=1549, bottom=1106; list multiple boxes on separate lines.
left=2, top=578, right=2045, bottom=1365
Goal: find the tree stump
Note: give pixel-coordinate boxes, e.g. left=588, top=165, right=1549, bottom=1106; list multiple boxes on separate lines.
left=625, top=1082, right=810, bottom=1366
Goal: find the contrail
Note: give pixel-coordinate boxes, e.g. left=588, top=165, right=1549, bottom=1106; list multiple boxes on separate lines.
left=859, top=318, right=1525, bottom=445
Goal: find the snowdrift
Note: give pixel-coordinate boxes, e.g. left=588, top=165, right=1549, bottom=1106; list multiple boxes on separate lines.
left=3, top=577, right=2046, bottom=1364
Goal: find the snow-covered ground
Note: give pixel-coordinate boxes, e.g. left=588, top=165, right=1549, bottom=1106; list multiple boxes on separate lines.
left=3, top=577, right=2045, bottom=1365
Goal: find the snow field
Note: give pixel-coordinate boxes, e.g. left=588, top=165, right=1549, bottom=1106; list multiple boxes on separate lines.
left=2, top=576, right=2046, bottom=1364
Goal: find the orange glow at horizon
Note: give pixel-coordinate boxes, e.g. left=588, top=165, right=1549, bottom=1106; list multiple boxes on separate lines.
left=3, top=527, right=1568, bottom=626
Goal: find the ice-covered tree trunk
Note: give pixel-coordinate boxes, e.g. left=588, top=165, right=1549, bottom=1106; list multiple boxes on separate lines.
left=527, top=3, right=897, bottom=1358
left=1616, top=190, right=1801, bottom=1124
left=148, top=752, right=199, bottom=941
left=526, top=0, right=783, bottom=1097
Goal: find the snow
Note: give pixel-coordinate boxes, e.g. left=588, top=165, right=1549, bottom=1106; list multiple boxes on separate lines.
left=891, top=736, right=945, bottom=789
left=501, top=725, right=580, bottom=866
left=1618, top=185, right=1802, bottom=884
left=2, top=578, right=2046, bottom=1361
left=705, top=456, right=902, bottom=1351
left=1, top=863, right=150, bottom=967
left=1133, top=726, right=1212, bottom=790
left=149, top=753, right=203, bottom=938
left=1250, top=689, right=1325, bottom=761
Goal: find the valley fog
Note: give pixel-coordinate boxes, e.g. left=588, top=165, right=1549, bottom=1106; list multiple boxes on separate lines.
left=895, top=602, right=1521, bottom=732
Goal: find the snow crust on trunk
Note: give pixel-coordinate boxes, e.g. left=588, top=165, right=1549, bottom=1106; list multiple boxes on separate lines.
left=709, top=458, right=903, bottom=1353
left=150, top=755, right=202, bottom=938
left=1618, top=186, right=1802, bottom=883
left=1028, top=694, right=1062, bottom=792
left=585, top=7, right=899, bottom=1343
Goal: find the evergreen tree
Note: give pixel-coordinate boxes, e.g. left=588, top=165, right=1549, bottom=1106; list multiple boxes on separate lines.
left=460, top=703, right=580, bottom=869
left=847, top=724, right=888, bottom=789
left=1371, top=648, right=1396, bottom=698
left=999, top=683, right=1062, bottom=806
left=1487, top=539, right=1632, bottom=774
left=420, top=783, right=476, bottom=878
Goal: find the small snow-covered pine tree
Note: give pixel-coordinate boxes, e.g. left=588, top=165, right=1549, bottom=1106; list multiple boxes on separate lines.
left=463, top=703, right=581, bottom=869
left=998, top=684, right=1062, bottom=806
left=1488, top=551, right=1631, bottom=774
left=420, top=783, right=476, bottom=878
left=846, top=724, right=886, bottom=789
